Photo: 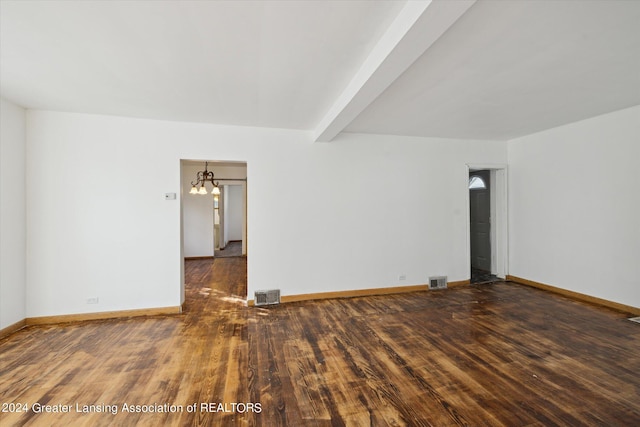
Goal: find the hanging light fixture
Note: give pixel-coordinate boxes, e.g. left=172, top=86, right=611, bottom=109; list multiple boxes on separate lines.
left=189, top=162, right=220, bottom=195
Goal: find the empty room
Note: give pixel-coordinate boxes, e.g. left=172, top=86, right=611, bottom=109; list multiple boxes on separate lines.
left=1, top=1, right=639, bottom=426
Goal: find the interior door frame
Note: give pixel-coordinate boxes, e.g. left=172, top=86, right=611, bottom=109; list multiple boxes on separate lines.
left=179, top=159, right=249, bottom=307
left=465, top=164, right=508, bottom=279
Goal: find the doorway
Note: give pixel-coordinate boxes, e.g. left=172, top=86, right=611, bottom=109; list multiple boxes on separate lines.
left=215, top=184, right=245, bottom=258
left=467, top=166, right=508, bottom=284
left=180, top=160, right=248, bottom=306
left=469, top=170, right=494, bottom=283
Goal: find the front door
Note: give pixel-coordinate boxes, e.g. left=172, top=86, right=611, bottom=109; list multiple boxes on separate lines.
left=469, top=170, right=491, bottom=272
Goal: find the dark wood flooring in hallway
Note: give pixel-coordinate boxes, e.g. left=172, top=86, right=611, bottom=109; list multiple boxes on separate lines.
left=1, top=257, right=639, bottom=426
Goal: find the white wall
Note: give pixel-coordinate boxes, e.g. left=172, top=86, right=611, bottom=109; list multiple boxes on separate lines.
left=269, top=132, right=506, bottom=297
left=508, top=105, right=640, bottom=309
left=226, top=185, right=244, bottom=241
left=0, top=98, right=26, bottom=329
left=25, top=110, right=505, bottom=317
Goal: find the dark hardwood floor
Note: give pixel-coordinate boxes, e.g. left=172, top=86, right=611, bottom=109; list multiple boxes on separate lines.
left=1, top=258, right=639, bottom=426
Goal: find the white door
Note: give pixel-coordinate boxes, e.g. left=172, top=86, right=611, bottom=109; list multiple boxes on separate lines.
left=470, top=170, right=491, bottom=272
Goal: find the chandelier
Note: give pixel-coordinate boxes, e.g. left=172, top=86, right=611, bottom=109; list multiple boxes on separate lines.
left=189, top=162, right=221, bottom=195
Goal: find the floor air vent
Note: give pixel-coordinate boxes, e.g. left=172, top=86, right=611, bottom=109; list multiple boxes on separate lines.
left=429, top=276, right=448, bottom=290
left=254, top=289, right=280, bottom=306
left=628, top=317, right=640, bottom=324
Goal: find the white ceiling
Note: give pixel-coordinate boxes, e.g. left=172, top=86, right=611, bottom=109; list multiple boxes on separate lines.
left=0, top=0, right=404, bottom=130
left=346, top=0, right=640, bottom=140
left=1, top=0, right=639, bottom=141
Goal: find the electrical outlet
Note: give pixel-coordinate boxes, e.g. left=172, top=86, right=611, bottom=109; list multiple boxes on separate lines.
left=398, top=274, right=407, bottom=281
left=86, top=297, right=99, bottom=304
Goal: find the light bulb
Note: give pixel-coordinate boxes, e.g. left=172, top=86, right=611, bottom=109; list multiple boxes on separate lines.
left=198, top=186, right=207, bottom=195
left=212, top=186, right=220, bottom=195
left=189, top=186, right=198, bottom=194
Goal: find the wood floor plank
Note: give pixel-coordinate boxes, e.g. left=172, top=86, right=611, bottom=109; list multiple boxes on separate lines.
left=1, top=258, right=639, bottom=426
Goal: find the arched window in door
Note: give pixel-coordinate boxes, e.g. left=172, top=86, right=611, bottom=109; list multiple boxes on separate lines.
left=469, top=175, right=487, bottom=190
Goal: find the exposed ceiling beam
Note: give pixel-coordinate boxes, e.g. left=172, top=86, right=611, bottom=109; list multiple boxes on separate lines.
left=313, top=0, right=476, bottom=142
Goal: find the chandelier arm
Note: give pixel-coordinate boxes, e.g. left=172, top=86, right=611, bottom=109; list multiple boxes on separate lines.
left=189, top=163, right=247, bottom=196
